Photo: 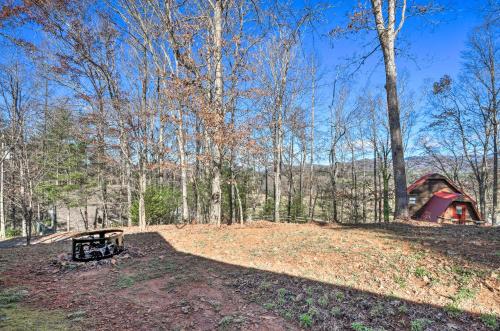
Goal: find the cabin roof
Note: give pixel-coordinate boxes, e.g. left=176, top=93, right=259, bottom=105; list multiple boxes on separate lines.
left=419, top=191, right=461, bottom=222
left=407, top=173, right=461, bottom=194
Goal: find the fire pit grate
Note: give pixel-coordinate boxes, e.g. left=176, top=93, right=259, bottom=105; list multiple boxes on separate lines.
left=72, top=229, right=124, bottom=262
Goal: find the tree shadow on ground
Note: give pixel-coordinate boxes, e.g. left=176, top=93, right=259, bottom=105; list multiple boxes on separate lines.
left=111, top=232, right=494, bottom=330
left=0, top=230, right=497, bottom=330
left=321, top=222, right=500, bottom=269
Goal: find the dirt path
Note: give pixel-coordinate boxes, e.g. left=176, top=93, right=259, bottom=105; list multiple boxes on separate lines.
left=0, top=232, right=75, bottom=249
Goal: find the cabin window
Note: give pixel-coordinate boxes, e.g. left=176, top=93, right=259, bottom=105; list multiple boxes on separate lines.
left=409, top=195, right=417, bottom=205
left=456, top=206, right=463, bottom=215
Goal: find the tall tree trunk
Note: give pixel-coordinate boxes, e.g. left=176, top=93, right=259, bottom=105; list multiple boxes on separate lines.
left=371, top=101, right=379, bottom=224
left=24, top=207, right=32, bottom=246
left=210, top=0, right=223, bottom=226
left=383, top=163, right=390, bottom=222
left=479, top=178, right=487, bottom=218
left=126, top=160, right=132, bottom=227
left=139, top=161, right=147, bottom=230
left=308, top=68, right=315, bottom=220
left=0, top=141, right=5, bottom=239
left=177, top=109, right=189, bottom=223
left=493, top=121, right=497, bottom=224
left=195, top=118, right=203, bottom=223
left=229, top=166, right=235, bottom=225
left=492, top=50, right=498, bottom=225
left=371, top=0, right=408, bottom=219
left=265, top=168, right=268, bottom=206
left=273, top=116, right=282, bottom=222
left=234, top=181, right=244, bottom=225
left=378, top=159, right=383, bottom=222
left=383, top=58, right=408, bottom=219
left=299, top=141, right=305, bottom=216
left=287, top=135, right=294, bottom=221
left=52, top=205, right=57, bottom=231
left=93, top=207, right=98, bottom=229
left=20, top=159, right=26, bottom=237
left=361, top=137, right=367, bottom=223
left=66, top=207, right=71, bottom=232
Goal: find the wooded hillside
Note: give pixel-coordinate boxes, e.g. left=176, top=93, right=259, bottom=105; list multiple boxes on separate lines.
left=0, top=0, right=498, bottom=242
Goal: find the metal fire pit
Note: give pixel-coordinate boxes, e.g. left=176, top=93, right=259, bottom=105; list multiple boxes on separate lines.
left=72, top=229, right=124, bottom=262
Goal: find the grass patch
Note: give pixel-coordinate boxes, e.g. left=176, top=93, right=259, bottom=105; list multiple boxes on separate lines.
left=0, top=288, right=28, bottom=308
left=410, top=318, right=432, bottom=331
left=299, top=312, right=313, bottom=328
left=451, top=266, right=476, bottom=285
left=263, top=302, right=275, bottom=310
left=135, top=259, right=179, bottom=281
left=259, top=281, right=272, bottom=290
left=452, top=287, right=477, bottom=303
left=318, top=293, right=329, bottom=307
left=116, top=274, right=136, bottom=288
left=414, top=267, right=431, bottom=279
left=0, top=288, right=75, bottom=330
left=397, top=304, right=408, bottom=314
left=280, top=308, right=293, bottom=320
left=369, top=303, right=384, bottom=317
left=116, top=259, right=182, bottom=289
left=0, top=306, right=73, bottom=330
left=331, top=306, right=342, bottom=317
left=276, top=288, right=288, bottom=305
left=67, top=310, right=87, bottom=322
left=444, top=303, right=461, bottom=317
left=351, top=322, right=374, bottom=331
left=480, top=313, right=498, bottom=330
left=218, top=315, right=234, bottom=329
left=394, top=275, right=407, bottom=288
left=334, top=291, right=345, bottom=301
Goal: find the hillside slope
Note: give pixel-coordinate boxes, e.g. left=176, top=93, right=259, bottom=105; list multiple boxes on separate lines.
left=0, top=222, right=498, bottom=330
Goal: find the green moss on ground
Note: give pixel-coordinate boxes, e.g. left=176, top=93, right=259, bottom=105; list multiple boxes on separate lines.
left=0, top=287, right=78, bottom=331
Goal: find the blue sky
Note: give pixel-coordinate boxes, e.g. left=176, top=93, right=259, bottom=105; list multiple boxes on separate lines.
left=292, top=0, right=490, bottom=158
left=321, top=0, right=486, bottom=90
left=0, top=0, right=490, bottom=159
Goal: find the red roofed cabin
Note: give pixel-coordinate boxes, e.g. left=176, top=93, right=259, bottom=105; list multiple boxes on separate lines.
left=407, top=173, right=483, bottom=224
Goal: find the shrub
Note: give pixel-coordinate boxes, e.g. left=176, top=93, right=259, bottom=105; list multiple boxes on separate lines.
left=289, top=195, right=306, bottom=221
left=260, top=198, right=275, bottom=219
left=6, top=228, right=21, bottom=238
left=130, top=186, right=181, bottom=225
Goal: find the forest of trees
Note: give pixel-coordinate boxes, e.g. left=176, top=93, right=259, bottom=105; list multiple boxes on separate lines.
left=0, top=0, right=498, bottom=242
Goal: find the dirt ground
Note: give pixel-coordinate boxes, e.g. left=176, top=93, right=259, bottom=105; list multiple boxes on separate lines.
left=0, top=221, right=499, bottom=330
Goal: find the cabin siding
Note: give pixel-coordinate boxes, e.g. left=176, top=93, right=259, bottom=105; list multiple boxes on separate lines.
left=441, top=201, right=480, bottom=222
